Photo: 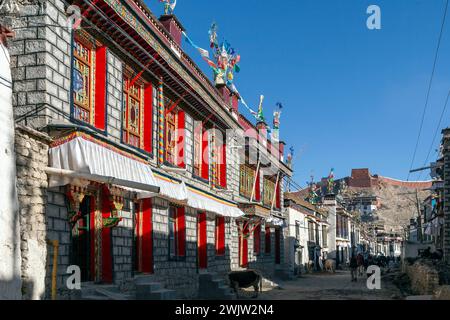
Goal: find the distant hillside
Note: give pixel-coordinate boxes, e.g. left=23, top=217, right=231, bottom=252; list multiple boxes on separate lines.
left=341, top=180, right=430, bottom=232
left=294, top=168, right=432, bottom=232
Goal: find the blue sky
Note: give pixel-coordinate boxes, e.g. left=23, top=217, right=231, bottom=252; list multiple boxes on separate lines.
left=144, top=0, right=450, bottom=187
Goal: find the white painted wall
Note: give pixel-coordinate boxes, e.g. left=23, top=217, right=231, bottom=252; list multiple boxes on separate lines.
left=323, top=198, right=337, bottom=259
left=0, top=42, right=22, bottom=299
left=285, top=207, right=308, bottom=274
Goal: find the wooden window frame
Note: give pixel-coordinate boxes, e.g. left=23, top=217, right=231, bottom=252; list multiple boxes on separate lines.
left=72, top=34, right=95, bottom=124
left=239, top=164, right=255, bottom=199
left=72, top=30, right=107, bottom=130
left=263, top=177, right=276, bottom=207
left=122, top=75, right=144, bottom=149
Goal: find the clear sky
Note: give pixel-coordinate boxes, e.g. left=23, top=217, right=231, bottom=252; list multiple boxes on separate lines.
left=144, top=0, right=450, bottom=187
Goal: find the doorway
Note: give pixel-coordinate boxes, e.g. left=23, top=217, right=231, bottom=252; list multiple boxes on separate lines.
left=134, top=199, right=154, bottom=274
left=70, top=196, right=93, bottom=282
left=275, top=227, right=281, bottom=264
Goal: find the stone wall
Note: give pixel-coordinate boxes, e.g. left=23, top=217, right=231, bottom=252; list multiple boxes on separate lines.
left=15, top=125, right=51, bottom=300
left=44, top=187, right=71, bottom=299
left=1, top=0, right=72, bottom=128
left=405, top=260, right=440, bottom=295
left=150, top=197, right=240, bottom=298
left=112, top=200, right=134, bottom=284
left=106, top=50, right=124, bottom=143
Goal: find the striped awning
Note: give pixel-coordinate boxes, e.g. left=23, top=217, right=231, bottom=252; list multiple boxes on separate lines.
left=186, top=187, right=244, bottom=218
left=48, top=132, right=159, bottom=193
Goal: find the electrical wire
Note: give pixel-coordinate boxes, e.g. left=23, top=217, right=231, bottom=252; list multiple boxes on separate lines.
left=407, top=0, right=448, bottom=181
left=417, top=89, right=450, bottom=180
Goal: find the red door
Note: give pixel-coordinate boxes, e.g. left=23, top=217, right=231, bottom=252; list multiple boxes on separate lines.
left=135, top=199, right=153, bottom=273
left=275, top=227, right=281, bottom=265
left=198, top=211, right=207, bottom=269
left=238, top=222, right=249, bottom=268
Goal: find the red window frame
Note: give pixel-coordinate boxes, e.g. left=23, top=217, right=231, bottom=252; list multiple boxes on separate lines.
left=72, top=33, right=107, bottom=130
left=201, top=128, right=210, bottom=181
left=215, top=216, right=225, bottom=256
left=214, top=130, right=227, bottom=189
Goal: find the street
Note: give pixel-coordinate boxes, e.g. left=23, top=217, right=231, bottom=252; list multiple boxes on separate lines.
left=256, top=271, right=403, bottom=300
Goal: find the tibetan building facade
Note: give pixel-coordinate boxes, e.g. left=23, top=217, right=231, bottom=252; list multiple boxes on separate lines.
left=0, top=0, right=292, bottom=299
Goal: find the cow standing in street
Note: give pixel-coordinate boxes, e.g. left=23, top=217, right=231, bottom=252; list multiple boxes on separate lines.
left=228, top=270, right=262, bottom=298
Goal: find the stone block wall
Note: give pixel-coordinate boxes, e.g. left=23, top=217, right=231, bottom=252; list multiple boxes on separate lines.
left=106, top=51, right=123, bottom=143
left=15, top=125, right=51, bottom=300
left=1, top=0, right=72, bottom=128
left=112, top=200, right=134, bottom=284
left=44, top=187, right=71, bottom=299
left=149, top=197, right=241, bottom=298
left=248, top=224, right=277, bottom=279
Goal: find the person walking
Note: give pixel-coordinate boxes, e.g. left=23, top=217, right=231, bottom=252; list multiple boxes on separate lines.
left=356, top=252, right=364, bottom=277
left=350, top=254, right=358, bottom=282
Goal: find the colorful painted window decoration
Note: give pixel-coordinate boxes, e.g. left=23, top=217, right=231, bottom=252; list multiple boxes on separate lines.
left=73, top=39, right=93, bottom=123
left=123, top=77, right=143, bottom=148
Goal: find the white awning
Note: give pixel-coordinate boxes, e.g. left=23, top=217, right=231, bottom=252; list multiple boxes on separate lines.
left=138, top=173, right=188, bottom=204
left=48, top=133, right=159, bottom=193
left=186, top=187, right=244, bottom=218
left=266, top=216, right=285, bottom=227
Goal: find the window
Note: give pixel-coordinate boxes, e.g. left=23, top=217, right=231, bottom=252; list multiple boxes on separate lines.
left=254, top=223, right=261, bottom=255
left=212, top=129, right=227, bottom=188
left=168, top=207, right=176, bottom=259
left=165, top=109, right=177, bottom=165
left=193, top=120, right=202, bottom=177
left=72, top=32, right=107, bottom=129
left=315, top=224, right=320, bottom=245
left=123, top=77, right=143, bottom=148
left=164, top=97, right=185, bottom=167
left=322, top=225, right=328, bottom=247
left=73, top=39, right=92, bottom=123
left=240, top=165, right=255, bottom=199
left=336, top=215, right=341, bottom=238
left=295, top=222, right=300, bottom=240
left=308, top=221, right=315, bottom=242
left=265, top=226, right=271, bottom=254
left=263, top=178, right=275, bottom=207
left=168, top=206, right=185, bottom=259
left=193, top=122, right=210, bottom=181
left=215, top=216, right=225, bottom=256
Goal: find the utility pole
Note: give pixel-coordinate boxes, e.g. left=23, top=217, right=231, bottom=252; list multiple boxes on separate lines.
left=415, top=189, right=423, bottom=243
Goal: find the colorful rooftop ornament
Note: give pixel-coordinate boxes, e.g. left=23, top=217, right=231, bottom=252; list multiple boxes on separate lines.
left=208, top=22, right=241, bottom=86
left=159, top=0, right=177, bottom=15
left=287, top=146, right=294, bottom=167
left=327, top=168, right=335, bottom=194
left=272, top=102, right=283, bottom=141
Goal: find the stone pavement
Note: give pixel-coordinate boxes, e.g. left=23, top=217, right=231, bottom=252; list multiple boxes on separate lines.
left=256, top=270, right=403, bottom=300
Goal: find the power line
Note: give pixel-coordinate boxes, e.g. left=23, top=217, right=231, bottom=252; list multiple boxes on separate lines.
left=407, top=0, right=449, bottom=181
left=417, top=89, right=450, bottom=180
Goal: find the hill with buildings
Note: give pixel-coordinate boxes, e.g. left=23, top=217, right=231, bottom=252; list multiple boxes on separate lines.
left=299, top=169, right=433, bottom=233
